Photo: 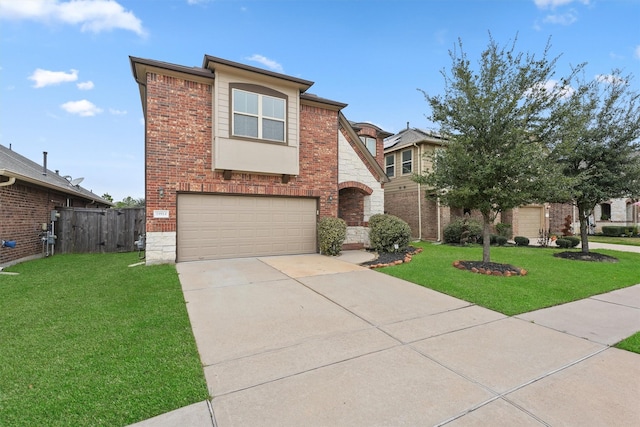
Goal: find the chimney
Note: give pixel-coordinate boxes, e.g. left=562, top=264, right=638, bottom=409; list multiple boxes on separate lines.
left=43, top=151, right=48, bottom=176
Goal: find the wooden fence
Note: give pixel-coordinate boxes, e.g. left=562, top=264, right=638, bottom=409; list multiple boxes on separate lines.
left=55, top=207, right=145, bottom=254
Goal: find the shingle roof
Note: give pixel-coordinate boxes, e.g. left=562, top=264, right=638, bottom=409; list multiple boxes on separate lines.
left=383, top=128, right=447, bottom=152
left=0, top=144, right=113, bottom=205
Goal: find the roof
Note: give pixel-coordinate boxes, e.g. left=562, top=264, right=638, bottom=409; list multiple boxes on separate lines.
left=0, top=144, right=113, bottom=206
left=383, top=127, right=447, bottom=153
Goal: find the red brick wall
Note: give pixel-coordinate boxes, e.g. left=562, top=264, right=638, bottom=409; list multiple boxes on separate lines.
left=549, top=203, right=574, bottom=235
left=144, top=73, right=339, bottom=236
left=338, top=188, right=364, bottom=226
left=1, top=182, right=57, bottom=264
left=385, top=190, right=441, bottom=240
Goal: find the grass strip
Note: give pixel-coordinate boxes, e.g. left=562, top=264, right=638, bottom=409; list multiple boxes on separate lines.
left=0, top=253, right=209, bottom=427
left=381, top=242, right=640, bottom=316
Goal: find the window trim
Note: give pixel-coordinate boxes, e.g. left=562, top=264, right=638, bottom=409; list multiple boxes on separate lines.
left=230, top=83, right=288, bottom=144
left=401, top=149, right=412, bottom=175
left=360, top=136, right=376, bottom=156
left=385, top=154, right=395, bottom=177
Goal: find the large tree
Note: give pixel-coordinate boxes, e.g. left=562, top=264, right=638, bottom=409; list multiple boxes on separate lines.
left=548, top=70, right=640, bottom=253
left=414, top=35, right=576, bottom=262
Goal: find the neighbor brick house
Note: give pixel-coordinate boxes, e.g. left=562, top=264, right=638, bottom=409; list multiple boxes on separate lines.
left=0, top=144, right=112, bottom=266
left=383, top=126, right=575, bottom=240
left=130, top=55, right=388, bottom=263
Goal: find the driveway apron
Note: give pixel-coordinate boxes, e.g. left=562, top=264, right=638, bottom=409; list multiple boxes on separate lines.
left=175, top=254, right=640, bottom=427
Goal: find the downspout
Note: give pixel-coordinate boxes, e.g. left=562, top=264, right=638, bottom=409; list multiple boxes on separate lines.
left=437, top=197, right=442, bottom=242
left=413, top=143, right=422, bottom=240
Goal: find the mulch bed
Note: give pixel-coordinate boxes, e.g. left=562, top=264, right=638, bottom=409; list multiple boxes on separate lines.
left=453, top=260, right=527, bottom=276
left=362, top=246, right=423, bottom=268
left=553, top=251, right=619, bottom=262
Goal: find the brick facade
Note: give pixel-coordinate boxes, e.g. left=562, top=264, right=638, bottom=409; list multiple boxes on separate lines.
left=143, top=72, right=340, bottom=262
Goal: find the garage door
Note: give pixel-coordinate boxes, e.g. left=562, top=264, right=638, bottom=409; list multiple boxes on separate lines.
left=177, top=194, right=317, bottom=261
left=518, top=206, right=544, bottom=238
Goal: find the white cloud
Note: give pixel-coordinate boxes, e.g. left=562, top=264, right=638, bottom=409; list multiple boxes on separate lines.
left=109, top=108, right=127, bottom=115
left=543, top=11, right=577, bottom=25
left=245, top=54, right=284, bottom=73
left=0, top=0, right=146, bottom=36
left=77, top=80, right=94, bottom=90
left=635, top=45, right=640, bottom=60
left=534, top=0, right=589, bottom=9
left=595, top=74, right=626, bottom=85
left=61, top=99, right=103, bottom=116
left=527, top=80, right=574, bottom=99
left=29, top=68, right=78, bottom=88
left=187, top=0, right=212, bottom=4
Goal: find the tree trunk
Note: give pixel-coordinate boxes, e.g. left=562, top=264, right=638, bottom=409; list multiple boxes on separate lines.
left=482, top=213, right=492, bottom=263
left=579, top=206, right=590, bottom=254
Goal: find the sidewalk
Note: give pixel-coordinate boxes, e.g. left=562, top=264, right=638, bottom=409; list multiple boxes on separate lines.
left=129, top=248, right=639, bottom=426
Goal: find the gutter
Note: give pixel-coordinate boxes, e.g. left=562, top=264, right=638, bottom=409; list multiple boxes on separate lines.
left=413, top=143, right=422, bottom=240
left=0, top=176, right=16, bottom=187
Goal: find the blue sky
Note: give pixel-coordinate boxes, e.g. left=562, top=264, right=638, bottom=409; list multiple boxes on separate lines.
left=1, top=0, right=639, bottom=202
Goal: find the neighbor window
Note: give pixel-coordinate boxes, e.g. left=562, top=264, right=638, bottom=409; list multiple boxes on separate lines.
left=385, top=154, right=395, bottom=177
left=360, top=136, right=376, bottom=156
left=600, top=203, right=611, bottom=220
left=401, top=149, right=412, bottom=174
left=232, top=88, right=286, bottom=142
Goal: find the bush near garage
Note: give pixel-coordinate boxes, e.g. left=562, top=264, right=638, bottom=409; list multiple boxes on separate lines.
left=555, top=238, right=572, bottom=249
left=368, top=214, right=411, bottom=253
left=443, top=217, right=482, bottom=244
left=318, top=216, right=347, bottom=256
left=514, top=236, right=530, bottom=246
left=565, top=236, right=581, bottom=247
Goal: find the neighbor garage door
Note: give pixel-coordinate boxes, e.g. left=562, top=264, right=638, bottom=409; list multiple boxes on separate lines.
left=177, top=194, right=317, bottom=262
left=518, top=206, right=544, bottom=238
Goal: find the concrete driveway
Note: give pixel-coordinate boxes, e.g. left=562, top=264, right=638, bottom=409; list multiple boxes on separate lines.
left=144, top=253, right=640, bottom=427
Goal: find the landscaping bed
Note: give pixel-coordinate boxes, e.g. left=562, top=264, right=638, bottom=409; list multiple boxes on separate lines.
left=361, top=246, right=422, bottom=268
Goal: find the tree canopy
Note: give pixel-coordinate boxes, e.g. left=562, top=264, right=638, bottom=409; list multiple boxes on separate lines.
left=415, top=34, right=577, bottom=262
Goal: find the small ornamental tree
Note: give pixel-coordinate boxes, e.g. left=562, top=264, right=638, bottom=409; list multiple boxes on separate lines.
left=548, top=70, right=640, bottom=254
left=415, top=34, right=576, bottom=263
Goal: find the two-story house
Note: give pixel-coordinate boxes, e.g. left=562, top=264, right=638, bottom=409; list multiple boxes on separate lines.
left=130, top=55, right=388, bottom=263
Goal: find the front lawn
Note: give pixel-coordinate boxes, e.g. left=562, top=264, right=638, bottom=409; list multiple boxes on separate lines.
left=0, top=253, right=209, bottom=427
left=616, top=332, right=640, bottom=353
left=381, top=242, right=640, bottom=316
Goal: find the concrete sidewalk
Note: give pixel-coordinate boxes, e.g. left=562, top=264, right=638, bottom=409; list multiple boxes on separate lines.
left=131, top=249, right=640, bottom=426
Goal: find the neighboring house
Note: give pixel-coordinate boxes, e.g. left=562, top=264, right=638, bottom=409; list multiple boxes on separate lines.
left=0, top=144, right=112, bottom=266
left=383, top=126, right=575, bottom=240
left=129, top=54, right=388, bottom=264
left=591, top=198, right=640, bottom=233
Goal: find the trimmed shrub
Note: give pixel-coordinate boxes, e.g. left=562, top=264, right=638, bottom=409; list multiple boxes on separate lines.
left=566, top=236, right=581, bottom=248
left=443, top=218, right=482, bottom=244
left=478, top=234, right=499, bottom=245
left=514, top=236, right=529, bottom=246
left=555, top=238, right=572, bottom=249
left=495, top=223, right=513, bottom=239
left=602, top=226, right=626, bottom=237
left=318, top=216, right=346, bottom=256
left=496, top=236, right=508, bottom=246
left=368, top=214, right=411, bottom=253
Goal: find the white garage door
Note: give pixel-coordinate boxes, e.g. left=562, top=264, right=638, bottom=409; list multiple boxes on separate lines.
left=518, top=206, right=544, bottom=238
left=177, top=194, right=317, bottom=261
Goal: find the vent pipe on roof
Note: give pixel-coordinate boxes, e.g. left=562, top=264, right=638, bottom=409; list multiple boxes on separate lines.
left=43, top=152, right=48, bottom=176
left=407, top=122, right=409, bottom=130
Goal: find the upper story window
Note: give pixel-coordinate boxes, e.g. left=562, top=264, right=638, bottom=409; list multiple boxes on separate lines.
left=385, top=154, right=395, bottom=177
left=360, top=136, right=376, bottom=156
left=232, top=88, right=286, bottom=142
left=401, top=149, right=412, bottom=174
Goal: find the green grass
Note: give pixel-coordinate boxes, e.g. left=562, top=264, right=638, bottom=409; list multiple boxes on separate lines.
left=0, top=253, right=209, bottom=427
left=382, top=242, right=640, bottom=316
left=616, top=332, right=640, bottom=353
left=588, top=235, right=640, bottom=247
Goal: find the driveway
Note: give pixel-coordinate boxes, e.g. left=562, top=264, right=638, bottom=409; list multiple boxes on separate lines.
left=162, top=253, right=640, bottom=426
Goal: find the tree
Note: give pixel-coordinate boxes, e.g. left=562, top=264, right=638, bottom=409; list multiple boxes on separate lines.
left=414, top=34, right=577, bottom=262
left=115, top=196, right=145, bottom=208
left=548, top=70, right=640, bottom=253
left=101, top=193, right=114, bottom=203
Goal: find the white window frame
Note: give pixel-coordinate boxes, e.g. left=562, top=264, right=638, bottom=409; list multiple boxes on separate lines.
left=232, top=88, right=286, bottom=142
left=385, top=154, right=395, bottom=177
left=360, top=136, right=376, bottom=156
left=401, top=149, right=412, bottom=175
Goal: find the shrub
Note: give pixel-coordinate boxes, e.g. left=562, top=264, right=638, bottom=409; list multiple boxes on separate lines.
left=317, top=217, right=346, bottom=256
left=368, top=214, right=411, bottom=253
left=443, top=218, right=482, bottom=244
left=496, top=236, right=508, bottom=246
left=495, top=223, right=512, bottom=239
left=555, top=238, right=572, bottom=249
left=479, top=234, right=499, bottom=245
left=566, top=236, right=581, bottom=248
left=602, top=226, right=626, bottom=237
left=514, top=236, right=529, bottom=246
